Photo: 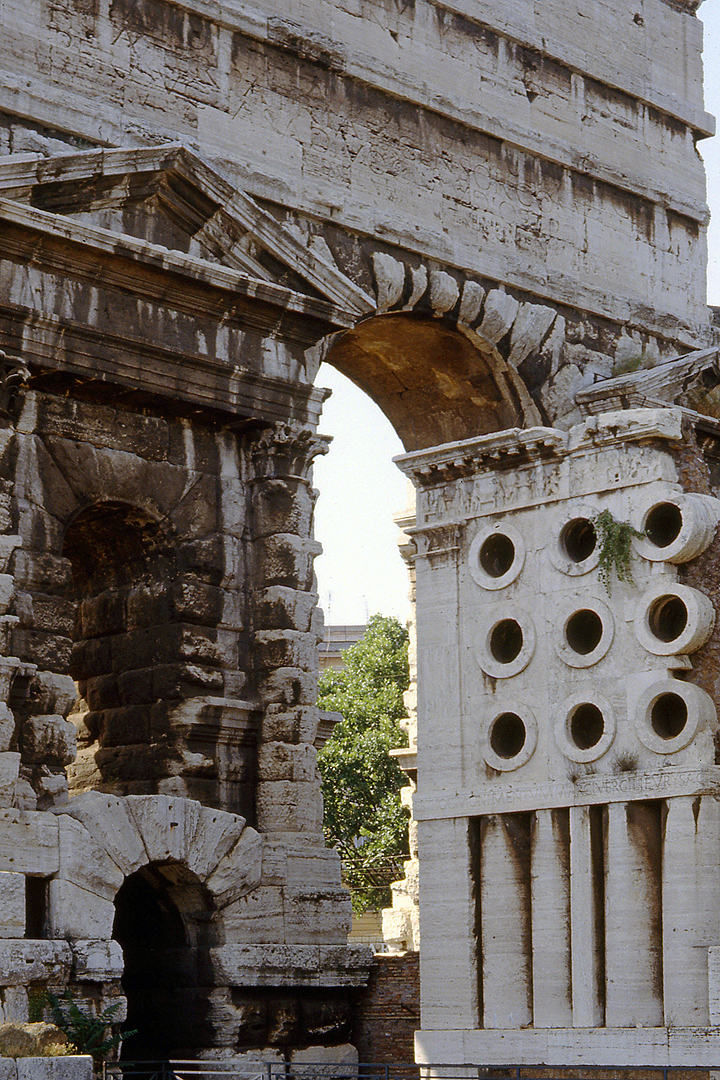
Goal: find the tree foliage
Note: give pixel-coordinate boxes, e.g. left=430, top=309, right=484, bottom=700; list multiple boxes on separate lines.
left=317, top=615, right=411, bottom=913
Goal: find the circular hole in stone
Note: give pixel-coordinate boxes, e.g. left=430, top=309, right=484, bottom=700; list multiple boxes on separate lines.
left=648, top=595, right=689, bottom=643
left=489, top=712, right=527, bottom=759
left=645, top=502, right=683, bottom=548
left=565, top=609, right=603, bottom=655
left=479, top=533, right=515, bottom=578
left=561, top=518, right=597, bottom=563
left=569, top=703, right=605, bottom=750
left=650, top=692, right=688, bottom=740
left=489, top=619, right=523, bottom=664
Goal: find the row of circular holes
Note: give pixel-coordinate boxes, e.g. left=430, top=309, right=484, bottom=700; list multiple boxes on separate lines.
left=488, top=689, right=692, bottom=768
left=477, top=501, right=683, bottom=581
left=485, top=593, right=691, bottom=670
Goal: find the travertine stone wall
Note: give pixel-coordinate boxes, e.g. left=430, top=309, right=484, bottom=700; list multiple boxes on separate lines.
left=399, top=408, right=720, bottom=1067
left=0, top=0, right=715, bottom=376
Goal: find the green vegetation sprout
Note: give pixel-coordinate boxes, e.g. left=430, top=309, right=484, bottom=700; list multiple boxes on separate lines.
left=594, top=509, right=645, bottom=594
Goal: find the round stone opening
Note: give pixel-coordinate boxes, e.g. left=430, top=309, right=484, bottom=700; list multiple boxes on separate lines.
left=650, top=692, right=688, bottom=740
left=561, top=518, right=597, bottom=563
left=569, top=703, right=605, bottom=750
left=489, top=619, right=523, bottom=664
left=479, top=533, right=515, bottom=578
left=648, top=595, right=689, bottom=643
left=565, top=609, right=603, bottom=655
left=489, top=712, right=527, bottom=759
left=645, top=502, right=683, bottom=549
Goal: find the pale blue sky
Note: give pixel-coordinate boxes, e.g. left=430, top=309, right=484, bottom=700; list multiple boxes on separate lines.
left=314, top=10, right=720, bottom=626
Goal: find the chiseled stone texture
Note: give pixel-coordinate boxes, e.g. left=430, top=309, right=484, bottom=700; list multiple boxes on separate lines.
left=399, top=407, right=720, bottom=1066
left=0, top=874, right=24, bottom=938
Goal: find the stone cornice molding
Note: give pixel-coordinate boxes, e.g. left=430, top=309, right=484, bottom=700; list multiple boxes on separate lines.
left=576, top=347, right=720, bottom=416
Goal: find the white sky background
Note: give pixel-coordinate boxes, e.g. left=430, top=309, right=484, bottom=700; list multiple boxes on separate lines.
left=313, top=9, right=720, bottom=627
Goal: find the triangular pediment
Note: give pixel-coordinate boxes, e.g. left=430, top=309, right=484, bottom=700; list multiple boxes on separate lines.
left=0, top=144, right=373, bottom=318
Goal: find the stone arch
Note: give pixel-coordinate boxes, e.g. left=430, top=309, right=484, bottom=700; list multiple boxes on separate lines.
left=50, top=793, right=261, bottom=933
left=318, top=252, right=564, bottom=450
left=45, top=794, right=261, bottom=1055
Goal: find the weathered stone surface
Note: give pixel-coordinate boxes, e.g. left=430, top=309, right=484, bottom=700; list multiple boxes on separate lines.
left=257, top=743, right=318, bottom=783
left=256, top=781, right=323, bottom=833
left=20, top=717, right=76, bottom=767
left=0, top=1024, right=34, bottom=1058
left=0, top=811, right=59, bottom=876
left=52, top=792, right=145, bottom=877
left=261, top=705, right=319, bottom=745
left=56, top=816, right=123, bottom=901
left=186, top=805, right=247, bottom=880
left=72, top=940, right=123, bottom=981
left=0, top=873, right=25, bottom=938
left=222, top=886, right=286, bottom=943
left=0, top=942, right=72, bottom=986
left=125, top=795, right=201, bottom=865
left=0, top=1058, right=15, bottom=1080
left=16, top=1059, right=92, bottom=1080
left=46, top=880, right=115, bottom=940
left=206, top=827, right=263, bottom=907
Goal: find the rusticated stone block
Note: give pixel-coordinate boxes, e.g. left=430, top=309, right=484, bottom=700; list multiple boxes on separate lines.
left=259, top=668, right=317, bottom=707
left=177, top=535, right=225, bottom=585
left=53, top=791, right=145, bottom=877
left=284, top=887, right=352, bottom=944
left=172, top=579, right=223, bottom=624
left=186, top=805, right=247, bottom=880
left=256, top=780, right=323, bottom=833
left=257, top=742, right=318, bottom=782
left=0, top=809, right=59, bottom=876
left=254, top=535, right=321, bottom=589
left=254, top=630, right=317, bottom=672
left=0, top=872, right=25, bottom=937
left=254, top=586, right=317, bottom=632
left=251, top=481, right=315, bottom=538
left=222, top=886, right=286, bottom=943
left=10, top=552, right=72, bottom=596
left=20, top=717, right=76, bottom=767
left=261, top=705, right=319, bottom=744
left=24, top=673, right=76, bottom=719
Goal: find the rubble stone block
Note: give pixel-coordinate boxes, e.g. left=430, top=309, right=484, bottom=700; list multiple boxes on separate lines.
left=0, top=872, right=25, bottom=937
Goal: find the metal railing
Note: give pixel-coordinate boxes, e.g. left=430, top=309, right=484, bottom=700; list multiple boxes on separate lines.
left=110, top=1061, right=720, bottom=1080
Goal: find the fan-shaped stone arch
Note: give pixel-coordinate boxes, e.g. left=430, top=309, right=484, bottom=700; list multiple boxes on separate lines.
left=48, top=793, right=261, bottom=939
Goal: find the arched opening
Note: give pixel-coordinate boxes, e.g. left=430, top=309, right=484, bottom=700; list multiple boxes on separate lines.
left=324, top=312, right=536, bottom=451
left=113, top=863, right=222, bottom=1059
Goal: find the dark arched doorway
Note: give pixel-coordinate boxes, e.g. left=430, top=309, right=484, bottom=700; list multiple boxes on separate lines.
left=113, top=863, right=222, bottom=1059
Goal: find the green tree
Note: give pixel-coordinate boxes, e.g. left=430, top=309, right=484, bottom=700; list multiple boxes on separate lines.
left=317, top=614, right=411, bottom=913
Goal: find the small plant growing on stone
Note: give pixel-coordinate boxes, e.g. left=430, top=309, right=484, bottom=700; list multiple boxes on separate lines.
left=46, top=992, right=133, bottom=1063
left=593, top=509, right=644, bottom=594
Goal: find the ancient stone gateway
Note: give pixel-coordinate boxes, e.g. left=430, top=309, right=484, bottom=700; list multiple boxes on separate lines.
left=0, top=0, right=718, bottom=1067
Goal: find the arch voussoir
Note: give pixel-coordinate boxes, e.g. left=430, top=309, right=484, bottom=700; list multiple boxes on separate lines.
left=205, top=825, right=263, bottom=909
left=185, top=804, right=247, bottom=881
left=124, top=794, right=201, bottom=866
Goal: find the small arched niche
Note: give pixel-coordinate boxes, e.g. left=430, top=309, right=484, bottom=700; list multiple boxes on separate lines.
left=62, top=501, right=179, bottom=796
left=113, top=862, right=222, bottom=1059
left=324, top=313, right=537, bottom=451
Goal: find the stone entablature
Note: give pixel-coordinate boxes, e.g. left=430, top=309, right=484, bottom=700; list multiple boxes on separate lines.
left=399, top=407, right=720, bottom=1067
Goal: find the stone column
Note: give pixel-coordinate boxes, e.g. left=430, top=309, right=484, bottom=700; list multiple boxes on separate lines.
left=480, top=813, right=533, bottom=1029
left=604, top=800, right=663, bottom=1027
left=531, top=808, right=572, bottom=1027
left=249, top=423, right=329, bottom=838
left=663, top=795, right=720, bottom=1026
left=569, top=804, right=604, bottom=1027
